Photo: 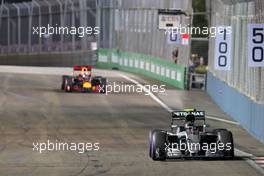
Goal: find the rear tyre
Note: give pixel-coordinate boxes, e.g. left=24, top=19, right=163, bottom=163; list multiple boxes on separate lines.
left=65, top=78, right=72, bottom=93
left=61, top=75, right=69, bottom=90
left=215, top=129, right=234, bottom=159
left=150, top=130, right=167, bottom=161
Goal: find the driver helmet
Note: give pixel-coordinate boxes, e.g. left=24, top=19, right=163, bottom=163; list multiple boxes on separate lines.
left=185, top=114, right=195, bottom=128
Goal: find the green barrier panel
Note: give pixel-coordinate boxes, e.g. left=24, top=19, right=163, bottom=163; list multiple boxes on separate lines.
left=97, top=49, right=187, bottom=90
left=96, top=48, right=119, bottom=69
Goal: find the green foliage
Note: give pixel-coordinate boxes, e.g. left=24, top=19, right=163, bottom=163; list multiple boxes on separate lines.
left=195, top=65, right=207, bottom=74
left=193, top=0, right=206, bottom=12
left=192, top=0, right=208, bottom=38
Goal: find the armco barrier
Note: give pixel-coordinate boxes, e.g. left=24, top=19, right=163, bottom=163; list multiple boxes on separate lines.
left=207, top=72, right=264, bottom=144
left=97, top=49, right=187, bottom=90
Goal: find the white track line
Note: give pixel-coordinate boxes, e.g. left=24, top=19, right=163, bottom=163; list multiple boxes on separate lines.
left=235, top=148, right=253, bottom=157
left=120, top=74, right=239, bottom=125
left=234, top=149, right=264, bottom=174
left=244, top=159, right=264, bottom=175
left=120, top=74, right=173, bottom=112
left=120, top=73, right=264, bottom=175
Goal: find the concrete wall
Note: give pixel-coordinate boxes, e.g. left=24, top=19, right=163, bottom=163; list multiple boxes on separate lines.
left=0, top=51, right=96, bottom=67
left=207, top=72, right=264, bottom=143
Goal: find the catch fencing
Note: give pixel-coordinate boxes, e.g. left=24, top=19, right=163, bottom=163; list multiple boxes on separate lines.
left=98, top=0, right=192, bottom=66
left=208, top=0, right=264, bottom=104
left=0, top=0, right=97, bottom=66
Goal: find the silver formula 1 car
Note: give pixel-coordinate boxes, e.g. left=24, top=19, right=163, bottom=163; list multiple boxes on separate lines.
left=149, top=109, right=234, bottom=160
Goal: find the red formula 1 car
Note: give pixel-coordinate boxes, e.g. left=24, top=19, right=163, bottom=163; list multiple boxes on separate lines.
left=61, top=66, right=107, bottom=93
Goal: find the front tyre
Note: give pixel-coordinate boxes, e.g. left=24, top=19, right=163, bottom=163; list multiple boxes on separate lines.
left=149, top=129, right=159, bottom=158
left=150, top=130, right=167, bottom=161
left=215, top=129, right=234, bottom=159
left=99, top=78, right=107, bottom=94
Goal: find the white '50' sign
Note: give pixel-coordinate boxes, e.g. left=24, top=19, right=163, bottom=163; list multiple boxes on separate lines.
left=248, top=24, right=264, bottom=67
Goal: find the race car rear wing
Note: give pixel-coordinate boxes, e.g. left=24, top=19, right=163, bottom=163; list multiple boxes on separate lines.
left=171, top=110, right=205, bottom=120
left=73, top=66, right=92, bottom=71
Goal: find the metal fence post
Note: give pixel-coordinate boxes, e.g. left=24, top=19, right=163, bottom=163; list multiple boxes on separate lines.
left=13, top=3, right=21, bottom=53
left=109, top=0, right=114, bottom=49
left=43, top=0, right=52, bottom=52
left=69, top=0, right=75, bottom=50
left=32, top=0, right=41, bottom=53
left=79, top=0, right=88, bottom=50
left=23, top=2, right=31, bottom=53
left=56, top=0, right=63, bottom=51
left=0, top=0, right=4, bottom=27
left=96, top=0, right=101, bottom=49
left=43, top=0, right=52, bottom=25
left=2, top=4, right=9, bottom=54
